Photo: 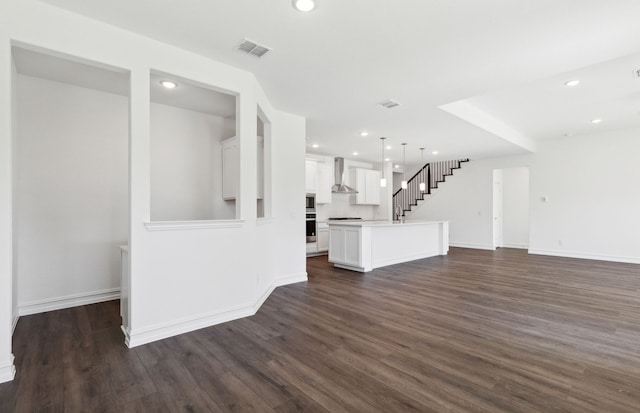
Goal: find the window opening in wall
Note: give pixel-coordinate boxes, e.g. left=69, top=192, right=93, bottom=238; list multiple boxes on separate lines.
left=149, top=70, right=238, bottom=221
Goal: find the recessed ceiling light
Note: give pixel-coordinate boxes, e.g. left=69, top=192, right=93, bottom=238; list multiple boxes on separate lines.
left=385, top=145, right=392, bottom=150
left=160, top=80, right=177, bottom=89
left=352, top=151, right=358, bottom=156
left=292, top=0, right=316, bottom=12
left=394, top=164, right=400, bottom=168
left=564, top=80, right=580, bottom=87
left=311, top=143, right=319, bottom=148
left=384, top=158, right=390, bottom=162
left=591, top=119, right=602, bottom=124
left=360, top=131, right=368, bottom=137
left=432, top=150, right=439, bottom=155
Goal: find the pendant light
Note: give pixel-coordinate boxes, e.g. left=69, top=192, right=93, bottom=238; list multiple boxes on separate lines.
left=419, top=148, right=426, bottom=192
left=380, top=137, right=387, bottom=187
left=401, top=143, right=408, bottom=189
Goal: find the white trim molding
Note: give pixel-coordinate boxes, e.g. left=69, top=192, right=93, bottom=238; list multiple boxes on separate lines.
left=449, top=242, right=496, bottom=251
left=144, top=219, right=245, bottom=231
left=0, top=355, right=16, bottom=384
left=502, top=243, right=529, bottom=249
left=19, top=287, right=120, bottom=316
left=125, top=303, right=256, bottom=348
left=528, top=249, right=640, bottom=264
left=123, top=272, right=308, bottom=348
left=274, top=272, right=308, bottom=287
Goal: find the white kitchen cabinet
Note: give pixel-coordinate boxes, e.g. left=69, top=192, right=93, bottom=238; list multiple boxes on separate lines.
left=351, top=168, right=381, bottom=205
left=222, top=136, right=238, bottom=200
left=317, top=222, right=329, bottom=252
left=305, top=159, right=317, bottom=193
left=328, top=221, right=449, bottom=272
left=315, top=163, right=332, bottom=204
left=329, top=226, right=362, bottom=267
left=257, top=136, right=264, bottom=200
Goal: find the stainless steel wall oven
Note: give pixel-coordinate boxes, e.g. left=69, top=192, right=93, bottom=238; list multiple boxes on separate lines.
left=306, top=212, right=317, bottom=243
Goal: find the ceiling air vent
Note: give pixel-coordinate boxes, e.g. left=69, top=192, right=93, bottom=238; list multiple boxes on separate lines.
left=378, top=99, right=400, bottom=109
left=236, top=39, right=271, bottom=58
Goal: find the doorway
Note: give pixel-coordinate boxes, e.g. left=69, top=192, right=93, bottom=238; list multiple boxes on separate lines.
left=493, top=167, right=530, bottom=249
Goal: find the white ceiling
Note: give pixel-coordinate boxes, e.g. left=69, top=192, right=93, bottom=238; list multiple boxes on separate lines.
left=31, top=0, right=640, bottom=164
left=13, top=47, right=236, bottom=118
left=463, top=52, right=640, bottom=141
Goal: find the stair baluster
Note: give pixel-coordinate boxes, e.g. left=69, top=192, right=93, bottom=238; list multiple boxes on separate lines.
left=393, top=158, right=469, bottom=217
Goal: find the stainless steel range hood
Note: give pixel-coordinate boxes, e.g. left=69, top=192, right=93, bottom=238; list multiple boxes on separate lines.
left=331, top=157, right=358, bottom=194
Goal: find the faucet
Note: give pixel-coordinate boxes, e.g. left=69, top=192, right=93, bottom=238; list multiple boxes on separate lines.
left=394, top=205, right=404, bottom=223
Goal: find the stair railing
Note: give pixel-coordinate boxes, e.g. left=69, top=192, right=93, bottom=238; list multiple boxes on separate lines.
left=393, top=158, right=469, bottom=217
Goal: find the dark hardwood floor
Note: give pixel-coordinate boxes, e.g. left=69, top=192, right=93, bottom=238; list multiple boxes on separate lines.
left=2, top=248, right=640, bottom=412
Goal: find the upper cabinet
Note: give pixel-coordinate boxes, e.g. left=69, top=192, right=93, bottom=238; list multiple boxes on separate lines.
left=305, top=159, right=317, bottom=194
left=351, top=168, right=381, bottom=205
left=305, top=158, right=332, bottom=204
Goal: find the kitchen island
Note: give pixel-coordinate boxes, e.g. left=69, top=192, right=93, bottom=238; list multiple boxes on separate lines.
left=328, top=220, right=449, bottom=272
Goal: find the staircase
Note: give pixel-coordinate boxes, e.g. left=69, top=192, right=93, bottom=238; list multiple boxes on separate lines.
left=393, top=158, right=469, bottom=217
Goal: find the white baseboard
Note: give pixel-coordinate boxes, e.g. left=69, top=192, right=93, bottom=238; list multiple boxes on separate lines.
left=0, top=355, right=16, bottom=384
left=501, top=243, right=529, bottom=249
left=274, top=272, right=308, bottom=287
left=124, top=271, right=308, bottom=349
left=450, top=242, right=496, bottom=251
left=124, top=302, right=256, bottom=348
left=19, top=287, right=120, bottom=316
left=528, top=249, right=640, bottom=264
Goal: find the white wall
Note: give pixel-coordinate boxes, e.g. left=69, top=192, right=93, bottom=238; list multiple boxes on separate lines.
left=15, top=74, right=128, bottom=311
left=409, top=129, right=640, bottom=263
left=409, top=155, right=531, bottom=249
left=10, top=57, right=18, bottom=332
left=529, top=129, right=640, bottom=262
left=0, top=38, right=14, bottom=383
left=150, top=103, right=234, bottom=221
left=501, top=167, right=529, bottom=248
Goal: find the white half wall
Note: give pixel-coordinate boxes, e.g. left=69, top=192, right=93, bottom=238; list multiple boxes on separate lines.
left=150, top=103, right=234, bottom=221
left=501, top=167, right=529, bottom=248
left=15, top=74, right=128, bottom=311
left=528, top=129, right=640, bottom=263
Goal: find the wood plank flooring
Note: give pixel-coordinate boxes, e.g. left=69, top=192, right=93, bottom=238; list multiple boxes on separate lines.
left=2, top=248, right=640, bottom=412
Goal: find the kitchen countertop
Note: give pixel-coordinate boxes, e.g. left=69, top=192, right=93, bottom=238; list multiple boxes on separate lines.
left=327, top=220, right=448, bottom=227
